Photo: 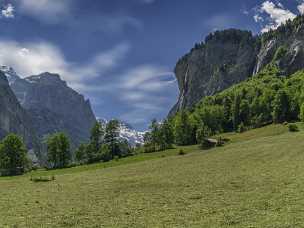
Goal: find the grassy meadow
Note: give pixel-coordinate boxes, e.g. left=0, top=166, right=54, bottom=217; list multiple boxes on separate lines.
left=2, top=124, right=304, bottom=227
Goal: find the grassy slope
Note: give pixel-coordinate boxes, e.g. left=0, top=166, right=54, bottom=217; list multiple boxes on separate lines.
left=2, top=124, right=304, bottom=227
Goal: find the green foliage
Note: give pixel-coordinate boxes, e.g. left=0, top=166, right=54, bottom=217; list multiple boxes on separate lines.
left=143, top=119, right=175, bottom=152
left=174, top=111, right=196, bottom=146
left=30, top=175, right=55, bottom=182
left=288, top=123, right=299, bottom=132
left=196, top=124, right=211, bottom=144
left=273, top=46, right=287, bottom=62
left=168, top=67, right=304, bottom=143
left=178, top=149, right=186, bottom=155
left=75, top=143, right=88, bottom=163
left=237, top=122, right=246, bottom=133
left=99, top=144, right=112, bottom=162
left=76, top=120, right=133, bottom=165
left=272, top=89, right=289, bottom=123
left=0, top=134, right=28, bottom=176
left=1, top=124, right=303, bottom=227
left=47, top=133, right=71, bottom=169
left=104, top=120, right=120, bottom=157
left=89, top=121, right=105, bottom=157
left=299, top=103, right=304, bottom=122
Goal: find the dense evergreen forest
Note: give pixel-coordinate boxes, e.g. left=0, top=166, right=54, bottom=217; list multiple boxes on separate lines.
left=144, top=65, right=304, bottom=151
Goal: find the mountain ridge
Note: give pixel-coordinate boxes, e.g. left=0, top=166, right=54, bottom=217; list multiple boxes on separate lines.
left=170, top=15, right=304, bottom=115
left=2, top=67, right=97, bottom=156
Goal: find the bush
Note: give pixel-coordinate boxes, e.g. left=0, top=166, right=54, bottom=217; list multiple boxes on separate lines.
left=237, top=123, right=246, bottom=133
left=178, top=149, right=186, bottom=155
left=288, top=124, right=299, bottom=132
left=30, top=175, right=55, bottom=182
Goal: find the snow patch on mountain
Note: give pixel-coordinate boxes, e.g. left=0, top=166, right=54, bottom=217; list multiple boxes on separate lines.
left=0, top=65, right=19, bottom=85
left=97, top=118, right=145, bottom=147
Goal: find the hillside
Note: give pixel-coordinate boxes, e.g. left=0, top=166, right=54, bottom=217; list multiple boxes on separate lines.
left=170, top=15, right=304, bottom=115
left=1, top=124, right=304, bottom=227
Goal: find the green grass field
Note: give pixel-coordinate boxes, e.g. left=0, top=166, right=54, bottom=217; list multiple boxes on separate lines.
left=2, top=124, right=304, bottom=227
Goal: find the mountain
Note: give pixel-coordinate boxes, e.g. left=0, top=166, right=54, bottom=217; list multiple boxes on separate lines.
left=118, top=122, right=145, bottom=146
left=3, top=68, right=96, bottom=149
left=98, top=118, right=145, bottom=146
left=170, top=15, right=304, bottom=114
left=0, top=70, right=40, bottom=160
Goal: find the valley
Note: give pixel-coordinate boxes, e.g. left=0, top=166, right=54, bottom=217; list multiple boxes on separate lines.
left=1, top=124, right=303, bottom=227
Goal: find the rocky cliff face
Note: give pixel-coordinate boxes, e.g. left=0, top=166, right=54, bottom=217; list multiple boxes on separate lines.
left=6, top=70, right=96, bottom=149
left=0, top=70, right=40, bottom=158
left=170, top=16, right=304, bottom=114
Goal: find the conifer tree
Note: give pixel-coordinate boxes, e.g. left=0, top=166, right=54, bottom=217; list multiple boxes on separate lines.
left=47, top=133, right=71, bottom=169
left=0, top=134, right=28, bottom=176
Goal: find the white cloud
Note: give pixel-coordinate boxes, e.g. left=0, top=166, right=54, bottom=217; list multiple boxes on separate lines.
left=0, top=40, right=130, bottom=91
left=254, top=14, right=263, bottom=22
left=0, top=40, right=177, bottom=128
left=298, top=2, right=304, bottom=14
left=17, top=0, right=142, bottom=33
left=2, top=3, right=15, bottom=18
left=254, top=1, right=296, bottom=33
left=18, top=0, right=70, bottom=23
left=115, top=65, right=177, bottom=124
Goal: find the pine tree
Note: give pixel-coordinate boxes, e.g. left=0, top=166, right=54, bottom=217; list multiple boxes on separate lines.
left=272, top=90, right=289, bottom=123
left=232, top=94, right=241, bottom=131
left=75, top=143, right=88, bottom=163
left=159, top=119, right=174, bottom=150
left=104, top=119, right=120, bottom=157
left=300, top=103, right=304, bottom=122
left=149, top=119, right=160, bottom=151
left=174, top=111, right=194, bottom=146
left=47, top=133, right=71, bottom=169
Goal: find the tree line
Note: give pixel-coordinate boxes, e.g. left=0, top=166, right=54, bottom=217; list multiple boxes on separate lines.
left=143, top=65, right=304, bottom=151
left=0, top=119, right=132, bottom=176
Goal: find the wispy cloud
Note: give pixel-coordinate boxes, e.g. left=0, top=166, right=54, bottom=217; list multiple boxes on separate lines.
left=16, top=0, right=142, bottom=33
left=116, top=65, right=176, bottom=125
left=0, top=39, right=177, bottom=127
left=1, top=3, right=15, bottom=18
left=18, top=0, right=70, bottom=23
left=0, top=40, right=130, bottom=90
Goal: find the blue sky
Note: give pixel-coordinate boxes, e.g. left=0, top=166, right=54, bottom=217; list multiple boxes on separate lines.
left=0, top=0, right=303, bottom=130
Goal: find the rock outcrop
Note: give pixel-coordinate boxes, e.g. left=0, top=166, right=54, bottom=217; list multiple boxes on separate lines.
left=170, top=16, right=304, bottom=115
left=0, top=70, right=40, bottom=158
left=6, top=70, right=96, bottom=149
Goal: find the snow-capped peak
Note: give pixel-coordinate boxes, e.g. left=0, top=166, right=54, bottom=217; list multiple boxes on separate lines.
left=97, top=118, right=146, bottom=147
left=119, top=121, right=145, bottom=147
left=0, top=65, right=20, bottom=85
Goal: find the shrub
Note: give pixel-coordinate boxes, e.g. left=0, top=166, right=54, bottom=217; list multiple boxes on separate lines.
left=288, top=123, right=299, bottom=132
left=178, top=149, right=186, bottom=155
left=30, top=175, right=55, bottom=182
left=237, top=123, right=246, bottom=133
